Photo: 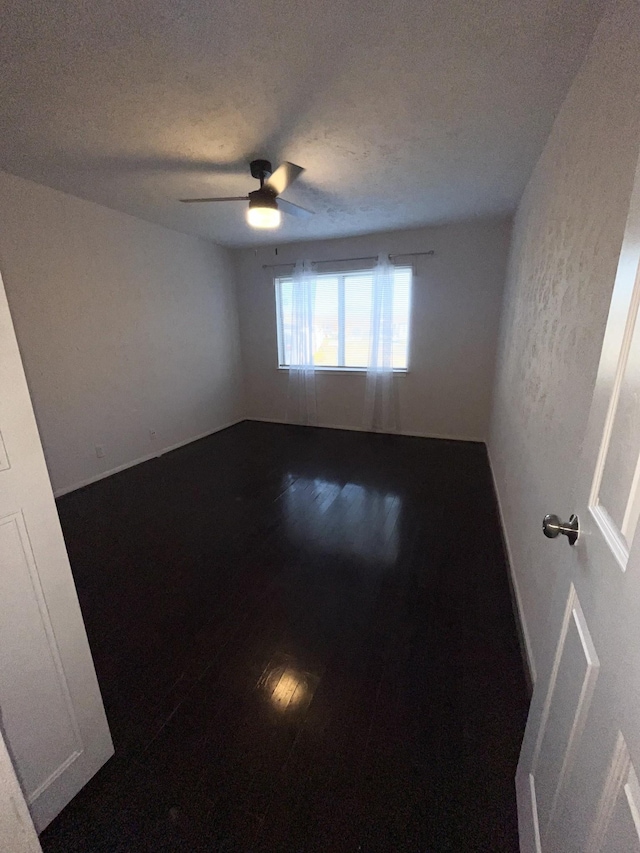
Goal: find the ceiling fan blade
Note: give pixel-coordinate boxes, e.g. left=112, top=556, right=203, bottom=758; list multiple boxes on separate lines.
left=278, top=198, right=314, bottom=219
left=265, top=162, right=304, bottom=196
left=179, top=196, right=249, bottom=203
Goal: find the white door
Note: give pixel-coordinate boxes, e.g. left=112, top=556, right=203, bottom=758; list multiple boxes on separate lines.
left=516, top=147, right=640, bottom=850
left=0, top=271, right=113, bottom=833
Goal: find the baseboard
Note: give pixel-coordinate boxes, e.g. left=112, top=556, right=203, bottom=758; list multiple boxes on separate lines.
left=486, top=444, right=536, bottom=694
left=53, top=418, right=245, bottom=497
left=245, top=416, right=485, bottom=444
left=53, top=416, right=481, bottom=498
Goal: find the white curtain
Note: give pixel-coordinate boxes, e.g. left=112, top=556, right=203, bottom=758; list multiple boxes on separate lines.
left=363, top=255, right=398, bottom=432
left=287, top=260, right=318, bottom=425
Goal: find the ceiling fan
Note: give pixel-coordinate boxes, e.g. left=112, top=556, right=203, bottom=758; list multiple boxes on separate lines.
left=180, top=159, right=313, bottom=229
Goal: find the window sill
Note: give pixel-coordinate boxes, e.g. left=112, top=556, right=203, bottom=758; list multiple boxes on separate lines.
left=277, top=366, right=410, bottom=375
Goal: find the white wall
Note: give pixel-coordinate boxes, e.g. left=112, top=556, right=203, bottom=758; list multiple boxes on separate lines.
left=489, top=0, right=640, bottom=682
left=235, top=218, right=511, bottom=441
left=0, top=171, right=244, bottom=495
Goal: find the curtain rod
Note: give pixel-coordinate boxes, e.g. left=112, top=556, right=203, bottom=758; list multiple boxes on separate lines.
left=260, top=250, right=434, bottom=270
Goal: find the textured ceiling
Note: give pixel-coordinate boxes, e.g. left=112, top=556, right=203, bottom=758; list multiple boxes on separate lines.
left=1, top=0, right=607, bottom=247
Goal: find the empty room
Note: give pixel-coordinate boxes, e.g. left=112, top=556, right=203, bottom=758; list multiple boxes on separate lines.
left=2, top=0, right=640, bottom=851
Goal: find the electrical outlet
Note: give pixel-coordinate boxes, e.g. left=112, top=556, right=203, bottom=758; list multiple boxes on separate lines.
left=149, top=429, right=157, bottom=441
left=95, top=444, right=105, bottom=459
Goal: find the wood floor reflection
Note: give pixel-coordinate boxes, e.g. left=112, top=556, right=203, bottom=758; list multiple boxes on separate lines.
left=41, top=421, right=529, bottom=852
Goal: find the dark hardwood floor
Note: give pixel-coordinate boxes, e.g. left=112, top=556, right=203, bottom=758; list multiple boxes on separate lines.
left=40, top=420, right=529, bottom=852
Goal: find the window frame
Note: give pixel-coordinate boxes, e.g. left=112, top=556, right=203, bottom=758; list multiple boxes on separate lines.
left=274, top=265, right=413, bottom=374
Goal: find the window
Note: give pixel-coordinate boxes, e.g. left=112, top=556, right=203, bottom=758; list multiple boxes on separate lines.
left=275, top=266, right=412, bottom=370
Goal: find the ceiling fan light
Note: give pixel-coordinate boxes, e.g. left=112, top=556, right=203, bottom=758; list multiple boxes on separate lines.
left=246, top=205, right=281, bottom=228
left=247, top=190, right=281, bottom=229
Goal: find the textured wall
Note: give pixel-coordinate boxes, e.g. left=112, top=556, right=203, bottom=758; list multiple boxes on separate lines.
left=489, top=0, right=640, bottom=681
left=0, top=729, right=41, bottom=853
left=235, top=218, right=511, bottom=441
left=0, top=170, right=244, bottom=495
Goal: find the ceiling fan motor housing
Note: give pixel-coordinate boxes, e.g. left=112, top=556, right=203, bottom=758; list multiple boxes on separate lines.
left=248, top=187, right=278, bottom=209
left=250, top=159, right=273, bottom=184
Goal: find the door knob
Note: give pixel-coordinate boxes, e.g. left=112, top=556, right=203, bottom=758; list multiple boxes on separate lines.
left=543, top=514, right=579, bottom=546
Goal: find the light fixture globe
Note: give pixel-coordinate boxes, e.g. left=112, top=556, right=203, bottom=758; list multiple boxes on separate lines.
left=247, top=189, right=281, bottom=229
